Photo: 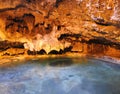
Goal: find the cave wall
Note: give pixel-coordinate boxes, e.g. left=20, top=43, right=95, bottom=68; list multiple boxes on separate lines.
left=0, top=0, right=120, bottom=57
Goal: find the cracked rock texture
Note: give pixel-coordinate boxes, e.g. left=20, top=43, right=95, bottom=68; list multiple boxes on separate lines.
left=0, top=0, right=120, bottom=57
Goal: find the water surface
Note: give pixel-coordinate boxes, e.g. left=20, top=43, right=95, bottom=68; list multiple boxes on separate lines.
left=0, top=57, right=120, bottom=94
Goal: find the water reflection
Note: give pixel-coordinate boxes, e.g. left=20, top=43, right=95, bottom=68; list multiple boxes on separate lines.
left=0, top=57, right=120, bottom=94
left=49, top=58, right=73, bottom=67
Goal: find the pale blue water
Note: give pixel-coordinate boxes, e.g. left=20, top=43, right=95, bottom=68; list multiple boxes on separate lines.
left=0, top=57, right=120, bottom=94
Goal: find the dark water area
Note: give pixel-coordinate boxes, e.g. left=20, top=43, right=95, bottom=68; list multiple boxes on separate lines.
left=0, top=57, right=120, bottom=94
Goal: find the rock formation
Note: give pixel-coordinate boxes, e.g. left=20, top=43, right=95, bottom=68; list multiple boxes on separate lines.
left=0, top=0, right=120, bottom=57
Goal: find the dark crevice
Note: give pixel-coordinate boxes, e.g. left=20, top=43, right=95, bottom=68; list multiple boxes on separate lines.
left=63, top=46, right=73, bottom=53
left=26, top=0, right=31, bottom=3
left=92, top=17, right=113, bottom=26
left=26, top=46, right=73, bottom=55
left=57, top=25, right=61, bottom=30
left=0, top=41, right=24, bottom=51
left=48, top=46, right=73, bottom=55
left=27, top=50, right=36, bottom=55
left=66, top=13, right=71, bottom=16
left=55, top=0, right=63, bottom=8
left=59, top=34, right=120, bottom=50
left=0, top=47, right=10, bottom=52
left=91, top=28, right=108, bottom=35
left=84, top=37, right=120, bottom=49
left=27, top=49, right=47, bottom=55
left=48, top=50, right=61, bottom=55
left=37, top=49, right=46, bottom=55
left=92, top=17, right=120, bottom=27
left=0, top=4, right=43, bottom=15
left=58, top=34, right=81, bottom=40
left=0, top=4, right=26, bottom=13
left=5, top=13, right=35, bottom=34
left=45, top=24, right=51, bottom=30
left=23, top=13, right=35, bottom=19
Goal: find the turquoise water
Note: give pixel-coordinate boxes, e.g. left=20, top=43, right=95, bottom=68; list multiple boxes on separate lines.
left=0, top=57, right=120, bottom=94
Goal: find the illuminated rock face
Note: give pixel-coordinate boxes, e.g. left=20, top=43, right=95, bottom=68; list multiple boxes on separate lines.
left=0, top=0, right=120, bottom=56
left=24, top=28, right=71, bottom=54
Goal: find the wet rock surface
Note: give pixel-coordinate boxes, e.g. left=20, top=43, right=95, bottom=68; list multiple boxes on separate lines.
left=0, top=0, right=120, bottom=56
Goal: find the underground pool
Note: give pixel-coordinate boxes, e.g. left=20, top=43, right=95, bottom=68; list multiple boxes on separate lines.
left=0, top=57, right=120, bottom=94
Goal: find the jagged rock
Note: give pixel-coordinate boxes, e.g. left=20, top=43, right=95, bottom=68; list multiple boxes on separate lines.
left=0, top=0, right=119, bottom=57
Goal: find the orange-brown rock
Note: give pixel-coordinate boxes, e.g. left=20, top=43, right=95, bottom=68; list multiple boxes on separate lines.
left=0, top=0, right=120, bottom=57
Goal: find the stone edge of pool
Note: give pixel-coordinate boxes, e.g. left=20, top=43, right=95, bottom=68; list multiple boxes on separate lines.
left=0, top=53, right=120, bottom=66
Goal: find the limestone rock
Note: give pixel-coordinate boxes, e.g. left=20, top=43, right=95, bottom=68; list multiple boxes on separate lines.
left=0, top=0, right=119, bottom=56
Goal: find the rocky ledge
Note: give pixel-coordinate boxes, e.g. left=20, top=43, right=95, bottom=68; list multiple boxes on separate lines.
left=0, top=0, right=120, bottom=58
